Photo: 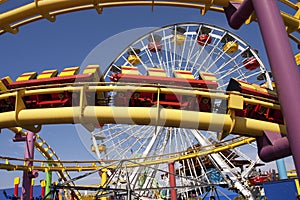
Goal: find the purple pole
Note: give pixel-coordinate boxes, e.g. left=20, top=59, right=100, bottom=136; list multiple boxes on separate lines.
left=256, top=131, right=291, bottom=162
left=22, top=131, right=36, bottom=200
left=250, top=0, right=300, bottom=180
left=224, top=0, right=300, bottom=180
left=225, top=0, right=300, bottom=179
left=223, top=0, right=254, bottom=30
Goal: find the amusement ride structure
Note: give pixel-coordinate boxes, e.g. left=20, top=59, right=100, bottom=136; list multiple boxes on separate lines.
left=0, top=1, right=300, bottom=200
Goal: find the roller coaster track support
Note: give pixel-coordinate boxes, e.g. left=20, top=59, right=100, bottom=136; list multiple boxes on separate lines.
left=12, top=131, right=36, bottom=200
left=8, top=128, right=81, bottom=200
left=168, top=161, right=177, bottom=200
left=225, top=0, right=300, bottom=182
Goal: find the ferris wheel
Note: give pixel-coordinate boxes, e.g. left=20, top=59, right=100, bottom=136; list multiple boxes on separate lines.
left=88, top=23, right=273, bottom=199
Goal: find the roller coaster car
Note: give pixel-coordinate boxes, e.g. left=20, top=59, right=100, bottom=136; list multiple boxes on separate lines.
left=0, top=65, right=107, bottom=111
left=111, top=67, right=218, bottom=112
left=226, top=78, right=284, bottom=124
left=0, top=76, right=15, bottom=112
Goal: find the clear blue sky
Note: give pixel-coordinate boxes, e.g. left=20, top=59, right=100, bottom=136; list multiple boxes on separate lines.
left=0, top=2, right=298, bottom=190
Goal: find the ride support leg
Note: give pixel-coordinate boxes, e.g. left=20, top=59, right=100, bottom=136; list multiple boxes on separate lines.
left=168, top=161, right=177, bottom=200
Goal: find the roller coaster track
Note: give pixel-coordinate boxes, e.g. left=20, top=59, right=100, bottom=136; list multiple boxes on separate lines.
left=0, top=0, right=299, bottom=45
left=8, top=127, right=82, bottom=199
left=0, top=83, right=286, bottom=135
left=0, top=136, right=255, bottom=172
left=0, top=81, right=281, bottom=172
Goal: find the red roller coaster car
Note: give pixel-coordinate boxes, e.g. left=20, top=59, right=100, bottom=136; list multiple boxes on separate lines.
left=110, top=67, right=218, bottom=112
left=226, top=78, right=283, bottom=124
left=0, top=65, right=107, bottom=111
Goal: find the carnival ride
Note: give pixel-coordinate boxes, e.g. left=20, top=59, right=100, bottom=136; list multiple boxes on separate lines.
left=0, top=22, right=286, bottom=199
left=0, top=1, right=300, bottom=200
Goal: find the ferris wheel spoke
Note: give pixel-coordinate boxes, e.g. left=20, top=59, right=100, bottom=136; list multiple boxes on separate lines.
left=214, top=48, right=246, bottom=74
left=185, top=29, right=204, bottom=70
left=162, top=30, right=171, bottom=75
left=189, top=38, right=212, bottom=70
left=233, top=70, right=261, bottom=84
left=120, top=55, right=132, bottom=66
left=140, top=40, right=156, bottom=69
left=102, top=125, right=137, bottom=146
left=174, top=129, right=181, bottom=154
left=204, top=49, right=228, bottom=73
left=217, top=62, right=248, bottom=81
left=172, top=27, right=178, bottom=71
left=178, top=26, right=189, bottom=68
left=129, top=46, right=149, bottom=72
left=241, top=156, right=260, bottom=179
left=188, top=158, right=199, bottom=182
left=134, top=128, right=158, bottom=157
left=102, top=125, right=150, bottom=159
left=140, top=126, right=163, bottom=157
left=149, top=33, right=165, bottom=68
left=191, top=26, right=223, bottom=70
left=121, top=129, right=155, bottom=158
left=178, top=129, right=189, bottom=153
left=197, top=31, right=226, bottom=71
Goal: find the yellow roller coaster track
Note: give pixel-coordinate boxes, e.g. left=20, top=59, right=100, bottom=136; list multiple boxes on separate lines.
left=0, top=83, right=286, bottom=135
left=0, top=136, right=255, bottom=172
left=0, top=0, right=300, bottom=44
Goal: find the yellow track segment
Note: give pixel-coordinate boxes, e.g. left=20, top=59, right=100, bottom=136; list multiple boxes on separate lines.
left=0, top=136, right=255, bottom=172
left=0, top=0, right=299, bottom=45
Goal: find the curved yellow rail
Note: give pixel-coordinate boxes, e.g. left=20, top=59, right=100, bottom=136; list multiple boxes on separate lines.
left=9, top=127, right=71, bottom=180
left=0, top=0, right=300, bottom=45
left=0, top=136, right=255, bottom=172
left=0, top=84, right=286, bottom=136
left=0, top=0, right=226, bottom=34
